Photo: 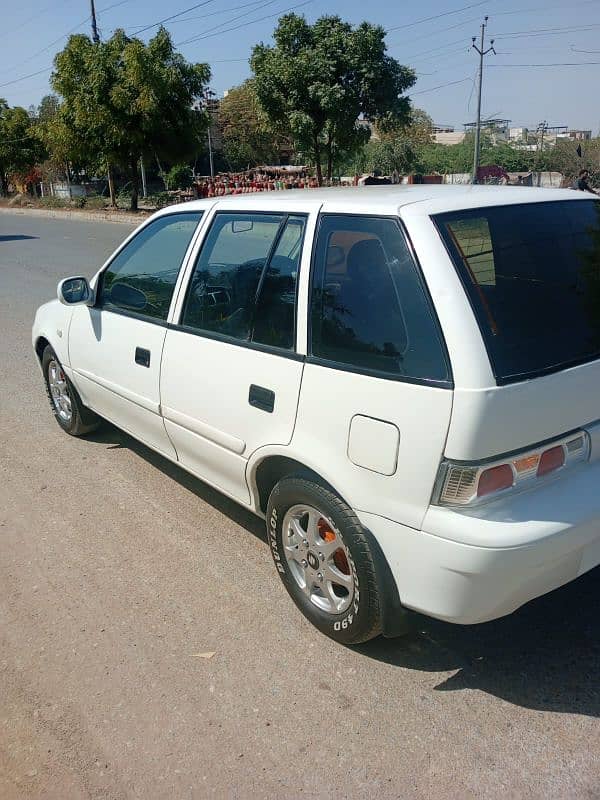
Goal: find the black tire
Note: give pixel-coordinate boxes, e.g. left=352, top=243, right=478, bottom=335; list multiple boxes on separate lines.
left=267, top=476, right=382, bottom=644
left=41, top=345, right=100, bottom=436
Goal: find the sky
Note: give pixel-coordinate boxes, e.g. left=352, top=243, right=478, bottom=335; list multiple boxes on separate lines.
left=2, top=0, right=600, bottom=133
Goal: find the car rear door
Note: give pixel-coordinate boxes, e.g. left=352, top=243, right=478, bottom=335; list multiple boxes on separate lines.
left=68, top=211, right=203, bottom=457
left=160, top=205, right=316, bottom=504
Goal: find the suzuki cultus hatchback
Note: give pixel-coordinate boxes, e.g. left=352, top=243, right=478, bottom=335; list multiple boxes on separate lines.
left=33, top=186, right=600, bottom=643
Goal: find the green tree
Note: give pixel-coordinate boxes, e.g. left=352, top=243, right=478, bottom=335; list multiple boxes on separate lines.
left=218, top=79, right=285, bottom=170
left=542, top=137, right=600, bottom=185
left=51, top=28, right=210, bottom=210
left=0, top=99, right=45, bottom=196
left=251, top=14, right=415, bottom=184
left=165, top=163, right=193, bottom=190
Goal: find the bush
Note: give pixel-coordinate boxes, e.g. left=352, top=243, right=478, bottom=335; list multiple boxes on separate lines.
left=166, top=164, right=193, bottom=190
left=85, top=195, right=107, bottom=209
left=146, top=191, right=171, bottom=209
left=39, top=196, right=69, bottom=208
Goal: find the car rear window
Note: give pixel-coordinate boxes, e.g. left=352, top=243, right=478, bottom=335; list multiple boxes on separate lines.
left=434, top=200, right=600, bottom=384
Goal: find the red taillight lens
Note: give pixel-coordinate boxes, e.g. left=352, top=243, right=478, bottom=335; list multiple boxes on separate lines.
left=537, top=445, right=565, bottom=476
left=477, top=464, right=514, bottom=497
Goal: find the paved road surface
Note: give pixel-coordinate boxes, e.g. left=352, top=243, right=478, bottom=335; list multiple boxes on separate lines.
left=1, top=212, right=599, bottom=800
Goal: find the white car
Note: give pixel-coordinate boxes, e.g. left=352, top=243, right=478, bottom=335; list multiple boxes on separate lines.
left=32, top=186, right=600, bottom=644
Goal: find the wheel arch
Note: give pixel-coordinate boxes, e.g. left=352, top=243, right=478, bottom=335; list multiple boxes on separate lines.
left=34, top=335, right=50, bottom=363
left=250, top=451, right=352, bottom=516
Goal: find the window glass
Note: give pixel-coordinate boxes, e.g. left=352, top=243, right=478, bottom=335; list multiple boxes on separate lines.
left=310, top=215, right=449, bottom=382
left=435, top=200, right=600, bottom=383
left=252, top=216, right=305, bottom=349
left=100, top=212, right=201, bottom=321
left=446, top=216, right=496, bottom=285
left=182, top=212, right=305, bottom=351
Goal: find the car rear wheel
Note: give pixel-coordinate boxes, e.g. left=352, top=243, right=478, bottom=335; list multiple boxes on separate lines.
left=267, top=476, right=382, bottom=644
left=42, top=345, right=100, bottom=436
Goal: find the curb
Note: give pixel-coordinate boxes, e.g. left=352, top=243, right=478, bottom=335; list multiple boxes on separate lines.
left=0, top=206, right=150, bottom=225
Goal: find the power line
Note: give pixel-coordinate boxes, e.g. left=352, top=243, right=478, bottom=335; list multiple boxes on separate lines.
left=489, top=60, right=600, bottom=66
left=387, top=15, right=483, bottom=48
left=493, top=23, right=600, bottom=39
left=0, top=0, right=133, bottom=78
left=387, top=0, right=491, bottom=33
left=410, top=77, right=472, bottom=95
left=129, top=0, right=268, bottom=28
left=176, top=0, right=312, bottom=46
left=0, top=67, right=52, bottom=89
left=177, top=0, right=282, bottom=45
left=133, top=0, right=216, bottom=36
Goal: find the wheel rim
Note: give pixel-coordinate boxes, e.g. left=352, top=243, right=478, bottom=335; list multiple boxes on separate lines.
left=47, top=359, right=72, bottom=423
left=282, top=505, right=354, bottom=615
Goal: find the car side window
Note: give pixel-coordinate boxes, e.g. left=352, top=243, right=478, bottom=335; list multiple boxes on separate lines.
left=310, top=214, right=450, bottom=383
left=181, top=212, right=305, bottom=351
left=100, top=212, right=202, bottom=321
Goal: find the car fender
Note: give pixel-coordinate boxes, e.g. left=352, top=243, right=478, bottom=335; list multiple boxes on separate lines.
left=32, top=298, right=74, bottom=372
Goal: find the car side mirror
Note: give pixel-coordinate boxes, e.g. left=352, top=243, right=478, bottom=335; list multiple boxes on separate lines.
left=109, top=282, right=147, bottom=311
left=57, top=276, right=92, bottom=306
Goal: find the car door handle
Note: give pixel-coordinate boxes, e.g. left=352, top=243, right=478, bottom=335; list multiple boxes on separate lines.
left=249, top=384, right=275, bottom=413
left=135, top=347, right=151, bottom=368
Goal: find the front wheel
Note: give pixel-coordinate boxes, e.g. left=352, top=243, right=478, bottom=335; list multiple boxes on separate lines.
left=267, top=476, right=382, bottom=644
left=42, top=345, right=100, bottom=436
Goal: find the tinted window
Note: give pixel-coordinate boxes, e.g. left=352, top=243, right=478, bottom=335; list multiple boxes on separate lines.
left=253, top=216, right=305, bottom=349
left=100, top=212, right=201, bottom=321
left=310, top=215, right=450, bottom=382
left=435, top=200, right=600, bottom=383
left=182, top=213, right=305, bottom=350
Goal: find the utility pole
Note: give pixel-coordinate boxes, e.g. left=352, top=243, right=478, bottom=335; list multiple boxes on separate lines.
left=471, top=17, right=495, bottom=184
left=204, top=88, right=216, bottom=178
left=90, top=0, right=100, bottom=44
left=536, top=120, right=548, bottom=156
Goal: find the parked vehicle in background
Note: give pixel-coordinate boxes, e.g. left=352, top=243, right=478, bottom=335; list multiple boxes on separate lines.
left=32, top=185, right=600, bottom=644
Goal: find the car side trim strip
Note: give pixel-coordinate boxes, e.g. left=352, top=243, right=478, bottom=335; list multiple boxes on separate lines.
left=161, top=404, right=247, bottom=455
left=73, top=368, right=160, bottom=414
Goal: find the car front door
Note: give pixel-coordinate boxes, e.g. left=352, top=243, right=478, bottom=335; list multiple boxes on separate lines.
left=160, top=209, right=311, bottom=503
left=69, top=211, right=203, bottom=457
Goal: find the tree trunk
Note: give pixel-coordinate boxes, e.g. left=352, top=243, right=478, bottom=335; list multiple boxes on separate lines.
left=107, top=163, right=116, bottom=207
left=312, top=131, right=323, bottom=187
left=0, top=171, right=8, bottom=197
left=129, top=158, right=139, bottom=212
left=326, top=132, right=333, bottom=183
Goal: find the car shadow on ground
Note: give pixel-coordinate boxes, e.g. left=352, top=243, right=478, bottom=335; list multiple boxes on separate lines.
left=87, top=422, right=266, bottom=542
left=89, top=422, right=599, bottom=717
left=0, top=234, right=39, bottom=242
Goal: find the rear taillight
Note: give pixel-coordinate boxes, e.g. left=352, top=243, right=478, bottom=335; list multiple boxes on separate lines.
left=435, top=432, right=590, bottom=507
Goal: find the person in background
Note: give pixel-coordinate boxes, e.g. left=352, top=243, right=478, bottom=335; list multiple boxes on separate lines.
left=572, top=169, right=598, bottom=195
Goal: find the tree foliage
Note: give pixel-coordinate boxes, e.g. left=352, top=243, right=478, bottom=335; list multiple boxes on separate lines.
left=218, top=79, right=285, bottom=170
left=0, top=99, right=46, bottom=195
left=251, top=14, right=415, bottom=184
left=51, top=28, right=210, bottom=209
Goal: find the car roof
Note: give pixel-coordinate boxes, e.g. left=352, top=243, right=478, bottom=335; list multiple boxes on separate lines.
left=158, top=184, right=594, bottom=218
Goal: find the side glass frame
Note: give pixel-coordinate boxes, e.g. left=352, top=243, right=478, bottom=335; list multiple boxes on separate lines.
left=174, top=209, right=310, bottom=355
left=92, top=209, right=208, bottom=324
left=306, top=212, right=453, bottom=388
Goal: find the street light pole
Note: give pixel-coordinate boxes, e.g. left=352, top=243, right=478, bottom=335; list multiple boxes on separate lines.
left=471, top=17, right=495, bottom=184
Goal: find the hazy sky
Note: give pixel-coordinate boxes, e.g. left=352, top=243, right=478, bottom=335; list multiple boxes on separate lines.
left=2, top=0, right=599, bottom=133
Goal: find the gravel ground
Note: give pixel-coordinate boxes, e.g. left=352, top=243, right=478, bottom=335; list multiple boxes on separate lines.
left=1, top=213, right=599, bottom=800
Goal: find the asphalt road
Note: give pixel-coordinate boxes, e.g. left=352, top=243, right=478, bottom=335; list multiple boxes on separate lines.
left=1, top=211, right=599, bottom=800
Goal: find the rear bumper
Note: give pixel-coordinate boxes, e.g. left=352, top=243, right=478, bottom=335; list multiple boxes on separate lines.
left=358, top=460, right=600, bottom=624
